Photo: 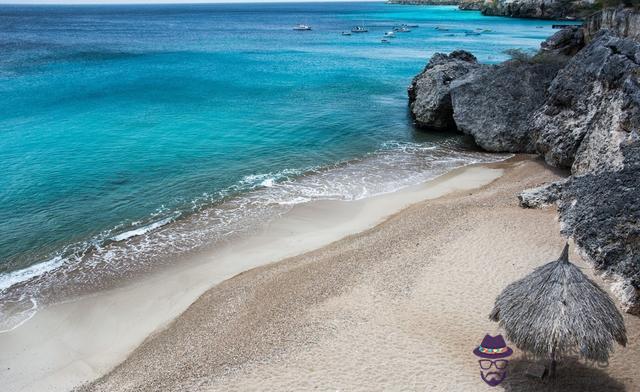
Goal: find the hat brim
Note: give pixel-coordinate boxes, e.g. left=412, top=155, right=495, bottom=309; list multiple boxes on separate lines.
left=473, top=347, right=513, bottom=359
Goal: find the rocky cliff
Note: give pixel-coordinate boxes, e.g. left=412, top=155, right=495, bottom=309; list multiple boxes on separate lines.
left=458, top=0, right=484, bottom=10
left=386, top=0, right=459, bottom=4
left=408, top=10, right=640, bottom=314
left=584, top=6, right=640, bottom=41
left=534, top=31, right=640, bottom=173
left=479, top=0, right=598, bottom=20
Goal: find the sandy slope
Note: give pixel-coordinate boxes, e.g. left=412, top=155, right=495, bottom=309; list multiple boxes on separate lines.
left=1, top=159, right=504, bottom=392
left=81, top=157, right=639, bottom=392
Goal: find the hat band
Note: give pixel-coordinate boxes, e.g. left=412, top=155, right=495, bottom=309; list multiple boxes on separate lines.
left=478, top=346, right=508, bottom=354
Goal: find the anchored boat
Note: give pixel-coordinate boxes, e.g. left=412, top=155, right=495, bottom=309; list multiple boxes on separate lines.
left=293, top=24, right=312, bottom=31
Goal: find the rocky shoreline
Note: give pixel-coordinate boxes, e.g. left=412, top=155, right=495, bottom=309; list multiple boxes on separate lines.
left=478, top=0, right=597, bottom=20
left=389, top=0, right=601, bottom=20
left=386, top=0, right=460, bottom=4
left=409, top=8, right=640, bottom=314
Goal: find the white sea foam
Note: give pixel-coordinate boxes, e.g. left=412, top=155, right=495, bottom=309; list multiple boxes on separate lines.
left=0, top=256, right=65, bottom=292
left=110, top=216, right=176, bottom=242
left=0, top=141, right=511, bottom=331
left=0, top=298, right=37, bottom=333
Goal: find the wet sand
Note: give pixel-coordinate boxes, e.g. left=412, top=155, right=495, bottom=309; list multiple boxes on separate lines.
left=80, top=157, right=640, bottom=392
left=0, top=158, right=505, bottom=392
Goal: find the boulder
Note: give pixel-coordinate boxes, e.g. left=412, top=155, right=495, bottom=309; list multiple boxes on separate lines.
left=408, top=50, right=481, bottom=131
left=518, top=178, right=568, bottom=208
left=449, top=56, right=565, bottom=152
left=533, top=32, right=640, bottom=174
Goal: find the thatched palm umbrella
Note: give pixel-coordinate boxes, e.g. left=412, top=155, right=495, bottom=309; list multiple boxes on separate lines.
left=489, top=243, right=627, bottom=377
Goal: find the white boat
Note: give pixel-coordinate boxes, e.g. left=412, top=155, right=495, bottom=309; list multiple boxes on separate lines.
left=394, top=26, right=411, bottom=33
left=341, top=31, right=352, bottom=36
left=351, top=26, right=368, bottom=33
left=384, top=31, right=396, bottom=38
left=293, top=24, right=312, bottom=31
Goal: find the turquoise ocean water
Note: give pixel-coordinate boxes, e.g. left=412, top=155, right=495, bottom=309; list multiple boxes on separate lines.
left=0, top=2, right=564, bottom=329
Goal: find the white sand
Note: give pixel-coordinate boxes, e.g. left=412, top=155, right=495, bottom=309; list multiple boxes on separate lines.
left=0, top=162, right=505, bottom=392
left=82, top=157, right=640, bottom=392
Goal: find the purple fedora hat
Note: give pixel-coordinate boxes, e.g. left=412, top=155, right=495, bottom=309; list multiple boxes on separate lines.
left=473, top=334, right=513, bottom=359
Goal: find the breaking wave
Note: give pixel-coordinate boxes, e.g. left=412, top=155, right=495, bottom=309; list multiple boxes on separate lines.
left=0, top=140, right=509, bottom=332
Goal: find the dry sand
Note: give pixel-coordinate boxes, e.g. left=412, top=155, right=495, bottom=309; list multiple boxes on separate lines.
left=80, top=157, right=640, bottom=392
left=0, top=158, right=504, bottom=392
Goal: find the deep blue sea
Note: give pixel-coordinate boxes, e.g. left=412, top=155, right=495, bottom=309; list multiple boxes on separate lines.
left=0, top=2, right=564, bottom=330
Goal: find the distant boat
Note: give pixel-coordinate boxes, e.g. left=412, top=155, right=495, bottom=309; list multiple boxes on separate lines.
left=384, top=31, right=396, bottom=38
left=381, top=38, right=390, bottom=43
left=394, top=25, right=411, bottom=32
left=464, top=31, right=481, bottom=36
left=293, top=24, right=312, bottom=31
left=341, top=31, right=352, bottom=36
left=407, top=24, right=419, bottom=28
left=435, top=26, right=450, bottom=32
left=351, top=26, right=368, bottom=33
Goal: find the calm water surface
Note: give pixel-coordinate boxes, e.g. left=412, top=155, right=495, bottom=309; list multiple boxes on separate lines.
left=0, top=2, right=562, bottom=329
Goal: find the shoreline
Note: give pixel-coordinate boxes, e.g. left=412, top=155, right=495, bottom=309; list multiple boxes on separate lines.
left=0, top=157, right=510, bottom=392
left=0, top=140, right=506, bottom=330
left=82, top=156, right=640, bottom=392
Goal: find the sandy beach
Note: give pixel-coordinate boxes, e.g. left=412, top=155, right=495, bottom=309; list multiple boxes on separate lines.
left=77, top=157, right=639, bottom=392
left=0, top=157, right=504, bottom=392
left=3, top=4, right=638, bottom=392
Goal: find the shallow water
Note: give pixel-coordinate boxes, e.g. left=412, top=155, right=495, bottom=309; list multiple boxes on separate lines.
left=0, top=2, right=564, bottom=330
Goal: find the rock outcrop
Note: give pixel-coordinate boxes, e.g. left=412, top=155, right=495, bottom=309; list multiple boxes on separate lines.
left=387, top=0, right=459, bottom=4
left=556, top=163, right=640, bottom=314
left=458, top=0, right=484, bottom=10
left=480, top=0, right=597, bottom=20
left=408, top=51, right=480, bottom=131
left=524, top=32, right=639, bottom=313
left=533, top=31, right=640, bottom=174
left=450, top=56, right=565, bottom=152
left=540, top=26, right=585, bottom=55
left=584, top=6, right=640, bottom=42
left=408, top=8, right=640, bottom=314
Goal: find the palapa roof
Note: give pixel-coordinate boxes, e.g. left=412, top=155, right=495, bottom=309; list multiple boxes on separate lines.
left=489, top=244, right=627, bottom=363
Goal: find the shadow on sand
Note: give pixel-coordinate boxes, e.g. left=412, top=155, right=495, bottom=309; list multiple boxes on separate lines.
left=502, top=358, right=627, bottom=392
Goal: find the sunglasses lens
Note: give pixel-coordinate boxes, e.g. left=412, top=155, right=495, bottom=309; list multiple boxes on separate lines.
left=495, top=360, right=508, bottom=369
